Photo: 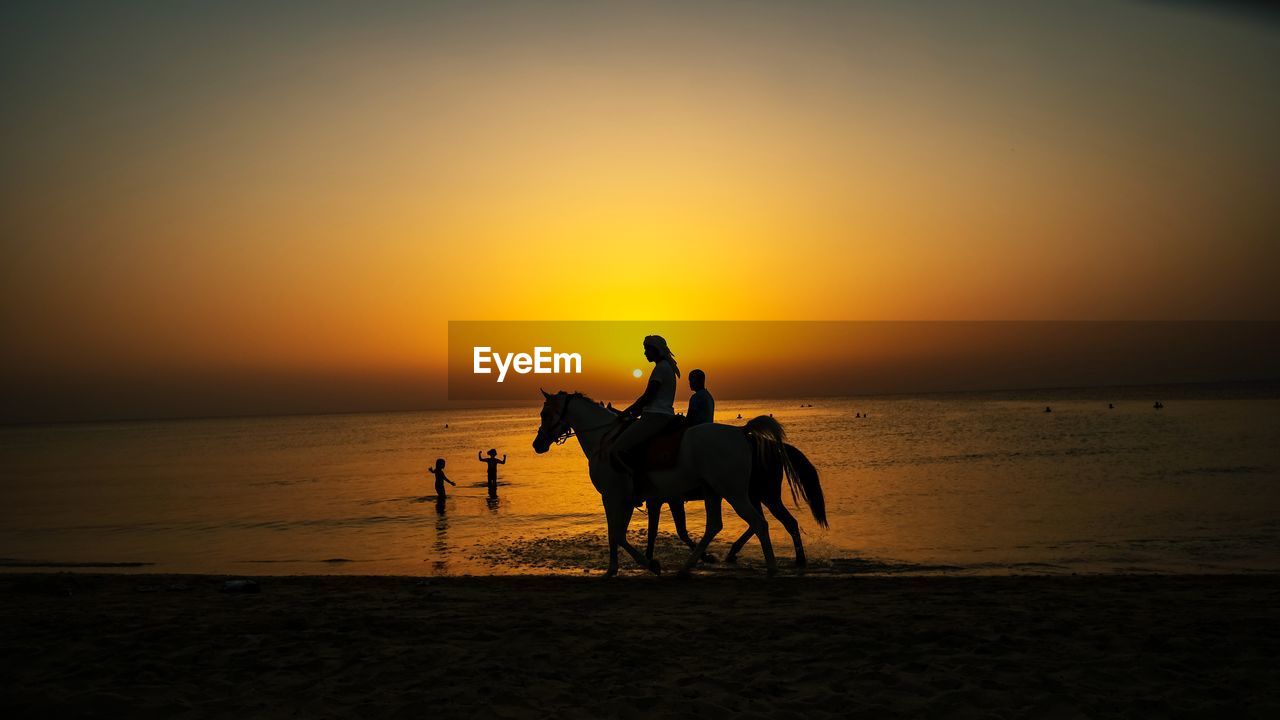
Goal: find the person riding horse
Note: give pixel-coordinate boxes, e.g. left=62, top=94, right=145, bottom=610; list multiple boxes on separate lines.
left=610, top=335, right=681, bottom=497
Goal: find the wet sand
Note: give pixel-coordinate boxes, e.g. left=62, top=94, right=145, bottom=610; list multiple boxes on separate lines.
left=2, top=573, right=1278, bottom=718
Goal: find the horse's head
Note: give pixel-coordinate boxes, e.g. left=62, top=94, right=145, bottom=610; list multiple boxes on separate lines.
left=532, top=389, right=572, bottom=454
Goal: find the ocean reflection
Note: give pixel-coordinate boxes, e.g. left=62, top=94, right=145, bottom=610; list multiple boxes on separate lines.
left=1, top=389, right=1278, bottom=576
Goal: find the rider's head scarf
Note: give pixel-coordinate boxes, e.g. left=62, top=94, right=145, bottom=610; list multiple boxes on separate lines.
left=643, top=335, right=681, bottom=378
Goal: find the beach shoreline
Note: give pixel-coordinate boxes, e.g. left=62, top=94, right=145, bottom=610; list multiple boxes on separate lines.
left=3, top=572, right=1277, bottom=718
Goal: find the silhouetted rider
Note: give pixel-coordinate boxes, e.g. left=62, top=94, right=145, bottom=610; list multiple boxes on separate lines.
left=611, top=335, right=680, bottom=492
left=686, top=368, right=714, bottom=426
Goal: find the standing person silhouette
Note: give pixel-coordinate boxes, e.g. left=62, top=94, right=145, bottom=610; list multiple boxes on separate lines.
left=427, top=458, right=455, bottom=501
left=686, top=368, right=715, bottom=426
left=611, top=335, right=680, bottom=499
left=477, top=449, right=506, bottom=498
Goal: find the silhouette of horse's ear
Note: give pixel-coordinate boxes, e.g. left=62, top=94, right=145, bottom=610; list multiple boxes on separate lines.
left=541, top=389, right=552, bottom=400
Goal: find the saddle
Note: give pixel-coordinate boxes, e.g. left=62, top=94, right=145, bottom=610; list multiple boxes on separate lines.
left=601, top=414, right=688, bottom=473
left=600, top=414, right=711, bottom=503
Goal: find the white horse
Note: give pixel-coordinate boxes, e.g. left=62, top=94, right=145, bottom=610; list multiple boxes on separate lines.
left=532, top=390, right=826, bottom=578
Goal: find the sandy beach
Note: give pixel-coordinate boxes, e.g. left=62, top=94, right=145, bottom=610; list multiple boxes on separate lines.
left=2, top=573, right=1277, bottom=718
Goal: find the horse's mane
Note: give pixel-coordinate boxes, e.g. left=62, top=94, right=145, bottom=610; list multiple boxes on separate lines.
left=560, top=390, right=602, bottom=406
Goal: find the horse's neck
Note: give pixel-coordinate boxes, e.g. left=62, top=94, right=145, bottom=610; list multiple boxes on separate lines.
left=568, top=400, right=614, bottom=456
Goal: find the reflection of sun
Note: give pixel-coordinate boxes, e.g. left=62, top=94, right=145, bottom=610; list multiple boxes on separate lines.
left=632, top=369, right=642, bottom=378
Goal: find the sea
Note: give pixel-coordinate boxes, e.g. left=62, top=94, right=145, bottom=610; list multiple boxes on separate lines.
left=3, top=384, right=1278, bottom=576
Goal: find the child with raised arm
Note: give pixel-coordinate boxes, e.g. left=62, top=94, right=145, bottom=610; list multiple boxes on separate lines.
left=477, top=449, right=507, bottom=498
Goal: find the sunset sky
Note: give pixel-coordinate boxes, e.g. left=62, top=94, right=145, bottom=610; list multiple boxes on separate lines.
left=3, top=1, right=1279, bottom=421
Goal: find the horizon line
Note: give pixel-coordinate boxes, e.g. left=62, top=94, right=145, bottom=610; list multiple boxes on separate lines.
left=4, top=377, right=1276, bottom=429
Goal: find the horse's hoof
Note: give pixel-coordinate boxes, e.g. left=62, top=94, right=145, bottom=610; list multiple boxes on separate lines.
left=702, top=553, right=719, bottom=564
left=795, top=557, right=807, bottom=569
left=724, top=555, right=738, bottom=564
left=649, top=559, right=662, bottom=576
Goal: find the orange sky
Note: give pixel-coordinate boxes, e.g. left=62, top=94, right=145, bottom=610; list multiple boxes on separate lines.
left=2, top=1, right=1279, bottom=421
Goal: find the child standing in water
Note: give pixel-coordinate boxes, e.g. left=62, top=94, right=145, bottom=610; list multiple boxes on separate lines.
left=477, top=449, right=507, bottom=498
left=428, top=458, right=456, bottom=500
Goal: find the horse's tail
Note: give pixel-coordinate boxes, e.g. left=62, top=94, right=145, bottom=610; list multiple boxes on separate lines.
left=783, top=443, right=827, bottom=528
left=743, top=416, right=828, bottom=528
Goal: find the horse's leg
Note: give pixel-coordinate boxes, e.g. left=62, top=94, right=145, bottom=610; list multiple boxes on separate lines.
left=677, top=496, right=722, bottom=578
left=669, top=501, right=694, bottom=548
left=725, top=492, right=777, bottom=577
left=645, top=500, right=663, bottom=562
left=608, top=495, right=660, bottom=575
left=764, top=497, right=806, bottom=568
left=604, top=498, right=621, bottom=578
left=671, top=500, right=716, bottom=563
left=723, top=501, right=760, bottom=563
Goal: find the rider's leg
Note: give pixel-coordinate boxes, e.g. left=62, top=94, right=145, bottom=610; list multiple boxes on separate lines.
left=610, top=414, right=671, bottom=468
left=609, top=413, right=672, bottom=499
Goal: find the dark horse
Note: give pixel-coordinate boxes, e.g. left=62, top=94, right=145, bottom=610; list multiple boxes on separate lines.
left=726, top=439, right=826, bottom=565
left=534, top=390, right=827, bottom=576
left=645, top=435, right=828, bottom=567
left=643, top=498, right=714, bottom=564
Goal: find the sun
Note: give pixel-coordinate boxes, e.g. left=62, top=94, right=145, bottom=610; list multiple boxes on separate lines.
left=632, top=369, right=642, bottom=378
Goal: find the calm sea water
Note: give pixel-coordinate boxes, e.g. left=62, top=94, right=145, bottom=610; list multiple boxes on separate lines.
left=3, top=387, right=1278, bottom=576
